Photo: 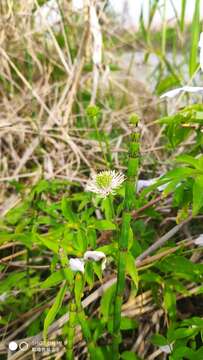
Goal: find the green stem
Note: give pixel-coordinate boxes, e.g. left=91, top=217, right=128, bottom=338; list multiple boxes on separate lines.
left=66, top=300, right=76, bottom=360
left=77, top=305, right=95, bottom=358
left=112, top=116, right=140, bottom=358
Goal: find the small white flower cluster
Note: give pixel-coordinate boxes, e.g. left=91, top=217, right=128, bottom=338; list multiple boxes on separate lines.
left=69, top=250, right=106, bottom=273
left=160, top=32, right=203, bottom=99
left=86, top=170, right=125, bottom=198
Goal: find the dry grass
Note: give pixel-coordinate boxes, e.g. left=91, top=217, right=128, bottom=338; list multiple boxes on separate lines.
left=0, top=0, right=164, bottom=217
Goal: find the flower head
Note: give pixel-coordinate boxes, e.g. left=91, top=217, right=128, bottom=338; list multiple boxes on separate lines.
left=69, top=258, right=84, bottom=273
left=86, top=170, right=125, bottom=197
left=84, top=250, right=105, bottom=262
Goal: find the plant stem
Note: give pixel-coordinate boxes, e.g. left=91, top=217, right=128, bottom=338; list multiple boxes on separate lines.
left=66, top=300, right=76, bottom=360
left=74, top=273, right=95, bottom=358
left=112, top=116, right=140, bottom=358
left=77, top=305, right=95, bottom=358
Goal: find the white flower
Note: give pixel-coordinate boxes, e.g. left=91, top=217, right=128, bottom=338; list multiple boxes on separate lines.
left=84, top=250, right=105, bottom=262
left=199, top=32, right=203, bottom=71
left=86, top=170, right=125, bottom=197
left=84, top=250, right=106, bottom=270
left=160, top=344, right=173, bottom=354
left=160, top=86, right=203, bottom=99
left=69, top=258, right=84, bottom=273
left=194, top=234, right=203, bottom=246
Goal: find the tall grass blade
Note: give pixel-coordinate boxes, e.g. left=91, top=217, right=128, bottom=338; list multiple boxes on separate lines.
left=180, top=0, right=187, bottom=32
left=189, top=0, right=200, bottom=77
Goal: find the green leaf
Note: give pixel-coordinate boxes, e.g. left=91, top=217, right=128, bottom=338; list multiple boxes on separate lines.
left=120, top=317, right=138, bottom=330
left=170, top=327, right=199, bottom=341
left=141, top=271, right=162, bottom=284
left=121, top=351, right=140, bottom=360
left=151, top=334, right=168, bottom=346
left=0, top=272, right=27, bottom=293
left=61, top=197, right=77, bottom=222
left=85, top=262, right=94, bottom=288
left=126, top=253, right=139, bottom=289
left=192, top=175, right=203, bottom=215
left=172, top=346, right=195, bottom=359
left=41, top=269, right=73, bottom=289
left=41, top=271, right=64, bottom=288
left=100, top=283, right=116, bottom=323
left=175, top=154, right=199, bottom=168
left=38, top=235, right=59, bottom=253
left=6, top=201, right=31, bottom=225
left=43, top=283, right=67, bottom=340
left=94, top=220, right=116, bottom=231
left=163, top=286, right=176, bottom=320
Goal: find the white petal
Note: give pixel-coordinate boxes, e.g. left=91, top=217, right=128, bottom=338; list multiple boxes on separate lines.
left=85, top=170, right=125, bottom=197
left=159, top=344, right=173, bottom=354
left=157, top=183, right=169, bottom=191
left=84, top=250, right=106, bottom=262
left=137, top=179, right=157, bottom=192
left=160, top=86, right=203, bottom=99
left=182, top=86, right=203, bottom=92
left=69, top=258, right=84, bottom=273
left=199, top=32, right=203, bottom=48
left=160, top=88, right=183, bottom=98
left=136, top=178, right=168, bottom=192
left=194, top=234, right=203, bottom=246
